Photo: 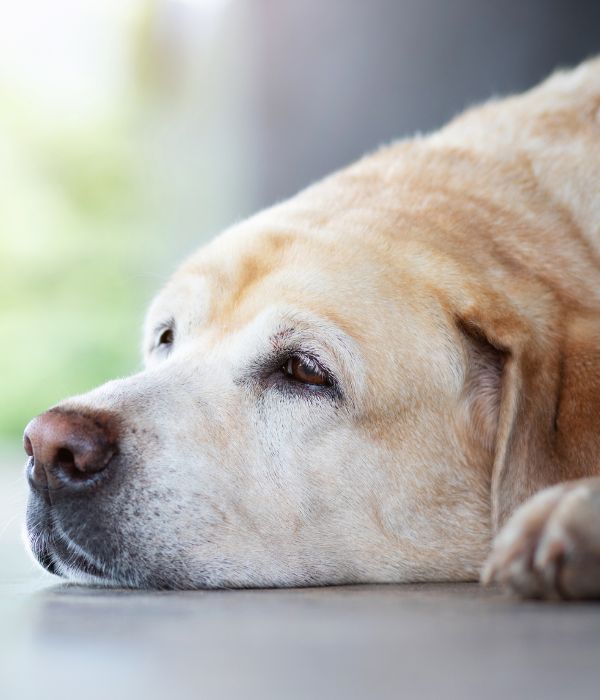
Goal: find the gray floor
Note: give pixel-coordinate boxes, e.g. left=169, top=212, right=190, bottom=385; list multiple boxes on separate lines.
left=2, top=454, right=600, bottom=700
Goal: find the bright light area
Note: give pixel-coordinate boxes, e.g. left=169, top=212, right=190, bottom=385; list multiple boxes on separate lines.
left=0, top=0, right=250, bottom=444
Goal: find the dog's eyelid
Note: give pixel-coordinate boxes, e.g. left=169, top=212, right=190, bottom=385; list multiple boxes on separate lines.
left=268, top=347, right=343, bottom=398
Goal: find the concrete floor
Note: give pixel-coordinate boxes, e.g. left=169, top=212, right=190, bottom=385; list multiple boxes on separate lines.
left=2, top=455, right=600, bottom=700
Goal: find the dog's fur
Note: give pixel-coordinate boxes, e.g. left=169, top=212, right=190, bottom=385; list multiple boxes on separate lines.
left=25, top=58, right=600, bottom=597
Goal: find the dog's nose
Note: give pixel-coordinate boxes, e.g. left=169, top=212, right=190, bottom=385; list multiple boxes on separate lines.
left=24, top=409, right=118, bottom=493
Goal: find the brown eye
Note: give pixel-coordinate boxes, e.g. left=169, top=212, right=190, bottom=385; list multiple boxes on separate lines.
left=283, top=356, right=329, bottom=386
left=158, top=328, right=174, bottom=346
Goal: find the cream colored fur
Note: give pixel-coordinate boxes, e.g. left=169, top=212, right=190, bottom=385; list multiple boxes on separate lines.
left=29, top=58, right=600, bottom=593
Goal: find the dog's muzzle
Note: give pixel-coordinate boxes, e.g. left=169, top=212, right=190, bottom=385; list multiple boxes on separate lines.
left=23, top=406, right=122, bottom=581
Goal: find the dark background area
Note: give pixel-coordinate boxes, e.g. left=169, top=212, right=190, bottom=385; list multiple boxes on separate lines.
left=251, top=0, right=600, bottom=207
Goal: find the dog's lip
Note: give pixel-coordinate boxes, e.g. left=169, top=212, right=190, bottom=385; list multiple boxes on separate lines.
left=35, top=542, right=61, bottom=576
left=27, top=490, right=112, bottom=582
left=31, top=529, right=108, bottom=581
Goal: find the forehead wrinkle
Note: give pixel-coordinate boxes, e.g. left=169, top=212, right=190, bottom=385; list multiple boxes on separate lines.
left=201, top=231, right=313, bottom=329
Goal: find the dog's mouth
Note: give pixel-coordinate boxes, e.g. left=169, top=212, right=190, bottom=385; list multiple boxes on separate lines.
left=27, top=502, right=112, bottom=584
left=31, top=530, right=110, bottom=583
left=35, top=534, right=109, bottom=582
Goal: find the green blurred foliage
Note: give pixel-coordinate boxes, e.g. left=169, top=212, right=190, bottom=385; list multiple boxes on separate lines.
left=0, top=90, right=149, bottom=442
left=0, top=2, right=243, bottom=446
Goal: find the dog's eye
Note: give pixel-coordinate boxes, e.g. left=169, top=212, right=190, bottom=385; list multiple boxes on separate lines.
left=158, top=328, right=174, bottom=347
left=282, top=355, right=330, bottom=386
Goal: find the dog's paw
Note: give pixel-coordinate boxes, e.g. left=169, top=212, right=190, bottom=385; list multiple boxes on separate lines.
left=482, top=479, right=600, bottom=599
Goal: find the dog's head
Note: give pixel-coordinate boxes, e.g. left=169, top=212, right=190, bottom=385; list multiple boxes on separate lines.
left=24, top=144, right=559, bottom=588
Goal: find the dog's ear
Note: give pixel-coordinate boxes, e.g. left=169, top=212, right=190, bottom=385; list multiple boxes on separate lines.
left=456, top=302, right=562, bottom=531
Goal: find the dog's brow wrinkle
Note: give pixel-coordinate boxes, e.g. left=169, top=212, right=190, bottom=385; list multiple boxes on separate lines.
left=154, top=316, right=175, bottom=335
left=270, top=328, right=295, bottom=350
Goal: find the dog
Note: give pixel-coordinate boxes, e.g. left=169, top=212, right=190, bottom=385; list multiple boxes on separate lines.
left=23, top=58, right=600, bottom=598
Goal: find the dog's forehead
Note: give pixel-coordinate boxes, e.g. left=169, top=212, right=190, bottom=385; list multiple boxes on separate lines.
left=150, top=223, right=350, bottom=332
left=145, top=272, right=211, bottom=336
left=146, top=210, right=458, bottom=354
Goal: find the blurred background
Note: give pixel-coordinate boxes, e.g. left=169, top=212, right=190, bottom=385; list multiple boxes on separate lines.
left=1, top=0, right=599, bottom=455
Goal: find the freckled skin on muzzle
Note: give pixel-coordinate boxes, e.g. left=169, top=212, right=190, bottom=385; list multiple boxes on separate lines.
left=21, top=359, right=371, bottom=590
left=23, top=401, right=217, bottom=589
left=24, top=427, right=208, bottom=589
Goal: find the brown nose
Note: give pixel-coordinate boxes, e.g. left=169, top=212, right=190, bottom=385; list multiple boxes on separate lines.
left=24, top=408, right=118, bottom=493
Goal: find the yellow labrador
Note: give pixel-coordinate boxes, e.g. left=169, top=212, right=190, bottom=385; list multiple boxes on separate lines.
left=24, top=58, right=600, bottom=598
